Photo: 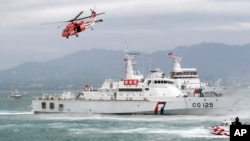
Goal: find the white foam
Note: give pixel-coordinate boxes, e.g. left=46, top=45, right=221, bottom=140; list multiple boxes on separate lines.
left=0, top=110, right=34, bottom=115
left=37, top=114, right=232, bottom=123
left=178, top=127, right=228, bottom=138
left=66, top=126, right=229, bottom=139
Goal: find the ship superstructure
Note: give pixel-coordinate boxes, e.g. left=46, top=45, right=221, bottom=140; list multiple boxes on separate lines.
left=168, top=52, right=237, bottom=97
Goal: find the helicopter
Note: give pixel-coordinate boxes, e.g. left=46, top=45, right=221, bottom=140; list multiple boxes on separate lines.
left=42, top=8, right=105, bottom=38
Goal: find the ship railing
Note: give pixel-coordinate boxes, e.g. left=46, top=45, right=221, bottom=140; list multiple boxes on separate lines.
left=97, top=88, right=117, bottom=92
left=103, top=79, right=119, bottom=83
left=32, top=94, right=54, bottom=100
left=33, top=93, right=76, bottom=100
left=75, top=91, right=151, bottom=101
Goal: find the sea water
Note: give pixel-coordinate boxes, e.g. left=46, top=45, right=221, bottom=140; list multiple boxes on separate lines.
left=0, top=89, right=249, bottom=141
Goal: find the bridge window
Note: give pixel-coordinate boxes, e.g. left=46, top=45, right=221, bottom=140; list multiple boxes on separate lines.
left=59, top=104, right=63, bottom=111
left=41, top=102, right=46, bottom=109
left=50, top=103, right=54, bottom=109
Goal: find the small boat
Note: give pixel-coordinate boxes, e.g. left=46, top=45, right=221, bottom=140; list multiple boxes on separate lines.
left=9, top=89, right=22, bottom=99
left=209, top=118, right=234, bottom=136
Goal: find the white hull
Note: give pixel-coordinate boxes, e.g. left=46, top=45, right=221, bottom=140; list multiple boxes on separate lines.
left=32, top=97, right=234, bottom=115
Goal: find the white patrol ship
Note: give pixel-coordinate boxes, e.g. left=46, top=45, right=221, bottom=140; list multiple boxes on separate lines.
left=168, top=52, right=238, bottom=97
left=32, top=51, right=236, bottom=115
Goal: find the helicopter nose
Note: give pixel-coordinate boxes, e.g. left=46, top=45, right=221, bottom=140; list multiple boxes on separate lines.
left=62, top=33, right=65, bottom=37
left=62, top=32, right=68, bottom=37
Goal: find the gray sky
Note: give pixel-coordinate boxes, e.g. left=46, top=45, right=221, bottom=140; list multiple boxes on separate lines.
left=1, top=0, right=250, bottom=70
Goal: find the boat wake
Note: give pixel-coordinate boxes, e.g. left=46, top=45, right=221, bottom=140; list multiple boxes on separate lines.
left=155, top=127, right=228, bottom=139
left=67, top=126, right=228, bottom=139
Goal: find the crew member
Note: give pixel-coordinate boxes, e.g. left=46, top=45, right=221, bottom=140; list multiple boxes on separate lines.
left=231, top=116, right=242, bottom=126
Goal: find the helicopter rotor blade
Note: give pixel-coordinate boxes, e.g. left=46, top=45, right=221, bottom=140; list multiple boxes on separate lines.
left=90, top=6, right=96, bottom=12
left=96, top=12, right=105, bottom=16
left=95, top=19, right=103, bottom=23
left=75, top=12, right=105, bottom=21
left=68, top=11, right=84, bottom=22
left=40, top=9, right=104, bottom=26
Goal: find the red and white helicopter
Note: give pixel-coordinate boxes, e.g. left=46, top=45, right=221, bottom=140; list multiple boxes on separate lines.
left=42, top=8, right=105, bottom=38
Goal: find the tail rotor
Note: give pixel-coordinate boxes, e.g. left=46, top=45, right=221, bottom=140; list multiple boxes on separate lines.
left=90, top=7, right=96, bottom=18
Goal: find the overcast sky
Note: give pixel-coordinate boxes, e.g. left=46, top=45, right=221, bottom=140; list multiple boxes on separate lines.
left=1, top=0, right=250, bottom=70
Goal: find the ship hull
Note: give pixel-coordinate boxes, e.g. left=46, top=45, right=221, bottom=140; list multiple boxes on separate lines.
left=32, top=97, right=234, bottom=115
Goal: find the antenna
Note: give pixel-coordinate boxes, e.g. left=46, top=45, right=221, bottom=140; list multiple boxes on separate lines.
left=168, top=52, right=182, bottom=72
left=149, top=55, right=152, bottom=72
left=168, top=52, right=182, bottom=62
left=142, top=53, right=145, bottom=76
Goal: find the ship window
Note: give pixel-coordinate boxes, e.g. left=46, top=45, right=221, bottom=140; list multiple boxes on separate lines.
left=147, top=80, right=151, bottom=85
left=50, top=103, right=54, bottom=109
left=118, top=88, right=142, bottom=92
left=42, top=102, right=46, bottom=109
left=59, top=104, right=63, bottom=111
left=145, top=88, right=149, bottom=91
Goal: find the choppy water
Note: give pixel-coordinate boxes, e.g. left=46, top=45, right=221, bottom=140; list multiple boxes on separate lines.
left=0, top=89, right=250, bottom=141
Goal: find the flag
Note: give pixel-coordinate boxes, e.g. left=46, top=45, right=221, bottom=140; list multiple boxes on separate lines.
left=194, top=88, right=203, bottom=97
left=85, top=84, right=90, bottom=89
left=194, top=88, right=202, bottom=94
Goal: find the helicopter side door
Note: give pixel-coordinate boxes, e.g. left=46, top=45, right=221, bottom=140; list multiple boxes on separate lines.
left=76, top=25, right=81, bottom=32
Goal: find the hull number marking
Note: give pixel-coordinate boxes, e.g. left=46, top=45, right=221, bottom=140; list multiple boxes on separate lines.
left=192, top=102, right=213, bottom=108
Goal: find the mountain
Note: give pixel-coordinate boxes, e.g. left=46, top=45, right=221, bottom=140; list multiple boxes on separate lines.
left=1, top=42, right=250, bottom=90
